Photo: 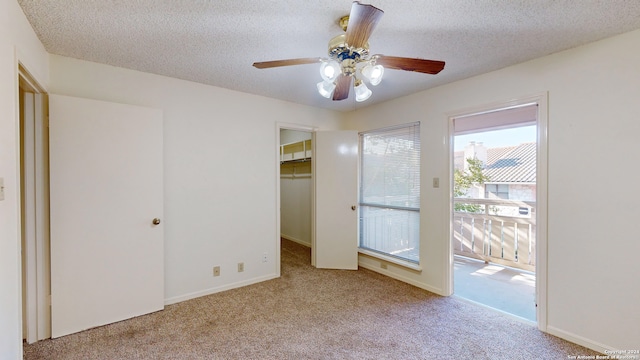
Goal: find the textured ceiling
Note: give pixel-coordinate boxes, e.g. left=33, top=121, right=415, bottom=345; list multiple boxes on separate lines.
left=17, top=0, right=640, bottom=112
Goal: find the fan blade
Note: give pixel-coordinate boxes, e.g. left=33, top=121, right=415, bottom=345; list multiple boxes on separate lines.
left=345, top=2, right=384, bottom=49
left=253, top=58, right=323, bottom=69
left=332, top=75, right=352, bottom=101
left=374, top=55, right=445, bottom=75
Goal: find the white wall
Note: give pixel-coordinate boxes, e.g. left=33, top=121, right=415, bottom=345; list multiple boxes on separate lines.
left=0, top=1, right=49, bottom=358
left=344, top=29, right=640, bottom=351
left=48, top=55, right=342, bottom=304
left=280, top=161, right=312, bottom=246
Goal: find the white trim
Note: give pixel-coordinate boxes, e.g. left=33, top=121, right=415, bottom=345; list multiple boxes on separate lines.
left=17, top=61, right=50, bottom=345
left=358, top=262, right=443, bottom=295
left=22, top=89, right=38, bottom=344
left=358, top=248, right=422, bottom=271
left=164, top=274, right=279, bottom=306
left=17, top=63, right=47, bottom=93
left=534, top=93, right=549, bottom=332
left=446, top=92, right=548, bottom=331
left=444, top=116, right=455, bottom=296
left=33, top=92, right=50, bottom=341
left=275, top=123, right=317, bottom=273
left=546, top=326, right=612, bottom=354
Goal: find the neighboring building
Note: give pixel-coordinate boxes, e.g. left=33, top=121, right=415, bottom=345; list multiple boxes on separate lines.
left=455, top=141, right=536, bottom=214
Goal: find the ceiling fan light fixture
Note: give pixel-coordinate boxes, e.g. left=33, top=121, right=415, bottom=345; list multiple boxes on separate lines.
left=354, top=79, right=372, bottom=102
left=361, top=64, right=384, bottom=86
left=320, top=60, right=341, bottom=82
left=253, top=2, right=445, bottom=103
left=317, top=80, right=336, bottom=98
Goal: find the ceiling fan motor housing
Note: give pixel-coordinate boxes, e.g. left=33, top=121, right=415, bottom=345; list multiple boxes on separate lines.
left=328, top=34, right=370, bottom=76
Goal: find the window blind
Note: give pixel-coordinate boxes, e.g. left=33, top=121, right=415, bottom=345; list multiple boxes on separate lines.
left=359, top=122, right=420, bottom=263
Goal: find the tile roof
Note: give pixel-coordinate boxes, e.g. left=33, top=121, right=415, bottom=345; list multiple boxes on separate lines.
left=454, top=142, right=536, bottom=184
left=484, top=142, right=536, bottom=183
left=486, top=146, right=516, bottom=165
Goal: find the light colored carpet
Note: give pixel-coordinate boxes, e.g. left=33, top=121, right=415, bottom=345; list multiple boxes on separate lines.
left=24, top=239, right=598, bottom=359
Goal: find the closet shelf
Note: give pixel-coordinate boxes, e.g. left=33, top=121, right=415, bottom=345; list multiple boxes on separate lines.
left=280, top=139, right=312, bottom=163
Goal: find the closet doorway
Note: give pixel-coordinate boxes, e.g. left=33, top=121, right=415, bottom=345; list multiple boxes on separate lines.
left=276, top=125, right=358, bottom=272
left=279, top=127, right=314, bottom=265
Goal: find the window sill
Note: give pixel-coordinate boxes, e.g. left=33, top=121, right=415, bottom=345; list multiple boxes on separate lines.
left=358, top=248, right=423, bottom=272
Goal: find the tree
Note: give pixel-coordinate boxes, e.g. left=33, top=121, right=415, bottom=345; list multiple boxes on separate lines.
left=454, top=158, right=490, bottom=212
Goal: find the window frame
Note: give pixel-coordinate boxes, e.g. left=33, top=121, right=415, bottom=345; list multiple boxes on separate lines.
left=485, top=183, right=509, bottom=199
left=358, top=122, right=421, bottom=269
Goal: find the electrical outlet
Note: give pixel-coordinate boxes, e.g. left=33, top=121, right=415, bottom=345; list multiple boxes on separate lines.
left=381, top=263, right=387, bottom=269
left=262, top=252, right=268, bottom=263
left=238, top=262, right=244, bottom=272
left=213, top=266, right=220, bottom=277
left=0, top=177, right=5, bottom=201
left=432, top=177, right=440, bottom=188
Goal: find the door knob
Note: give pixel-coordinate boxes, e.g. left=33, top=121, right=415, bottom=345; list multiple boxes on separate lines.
left=351, top=205, right=357, bottom=211
left=152, top=218, right=161, bottom=225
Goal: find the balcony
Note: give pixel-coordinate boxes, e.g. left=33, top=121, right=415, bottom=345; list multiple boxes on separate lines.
left=453, top=198, right=536, bottom=272
left=454, top=254, right=536, bottom=321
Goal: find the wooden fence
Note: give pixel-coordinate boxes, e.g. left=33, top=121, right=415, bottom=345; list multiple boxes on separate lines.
left=453, top=198, right=536, bottom=272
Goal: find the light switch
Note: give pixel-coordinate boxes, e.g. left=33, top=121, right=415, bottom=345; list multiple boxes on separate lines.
left=432, top=177, right=440, bottom=188
left=0, top=177, right=4, bottom=201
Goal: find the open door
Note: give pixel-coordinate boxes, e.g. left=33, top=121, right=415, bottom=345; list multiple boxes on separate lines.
left=450, top=101, right=542, bottom=324
left=49, top=95, right=164, bottom=337
left=313, top=131, right=358, bottom=270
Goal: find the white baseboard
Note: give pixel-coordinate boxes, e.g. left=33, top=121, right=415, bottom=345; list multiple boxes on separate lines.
left=358, top=261, right=444, bottom=296
left=546, top=326, right=613, bottom=354
left=164, top=273, right=279, bottom=306
left=280, top=234, right=311, bottom=247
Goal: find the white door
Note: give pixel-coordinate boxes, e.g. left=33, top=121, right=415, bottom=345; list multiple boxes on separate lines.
left=49, top=94, right=164, bottom=338
left=313, top=131, right=358, bottom=269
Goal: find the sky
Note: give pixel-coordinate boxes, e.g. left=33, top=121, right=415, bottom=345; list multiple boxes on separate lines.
left=454, top=125, right=536, bottom=151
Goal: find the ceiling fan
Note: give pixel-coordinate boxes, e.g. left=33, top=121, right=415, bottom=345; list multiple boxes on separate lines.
left=252, top=1, right=445, bottom=102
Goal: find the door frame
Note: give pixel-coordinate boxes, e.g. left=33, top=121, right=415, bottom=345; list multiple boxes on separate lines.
left=446, top=92, right=548, bottom=331
left=275, top=123, right=317, bottom=273
left=18, top=63, right=50, bottom=343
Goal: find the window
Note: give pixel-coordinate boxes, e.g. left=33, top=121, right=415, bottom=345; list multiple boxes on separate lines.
left=359, top=122, right=420, bottom=263
left=485, top=184, right=509, bottom=199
